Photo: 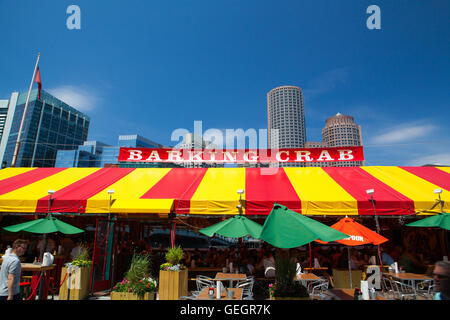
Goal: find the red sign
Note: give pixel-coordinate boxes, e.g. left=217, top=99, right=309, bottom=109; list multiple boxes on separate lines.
left=118, top=147, right=364, bottom=163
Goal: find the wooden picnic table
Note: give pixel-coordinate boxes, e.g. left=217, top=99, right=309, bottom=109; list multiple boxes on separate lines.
left=196, top=287, right=243, bottom=300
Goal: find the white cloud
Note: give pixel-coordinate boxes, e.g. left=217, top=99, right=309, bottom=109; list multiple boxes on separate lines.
left=371, top=124, right=436, bottom=145
left=47, top=85, right=100, bottom=112
left=408, top=153, right=450, bottom=166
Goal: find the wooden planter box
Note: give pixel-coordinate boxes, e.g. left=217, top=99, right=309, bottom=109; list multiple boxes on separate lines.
left=110, top=291, right=155, bottom=300
left=158, top=269, right=188, bottom=300
left=59, top=266, right=92, bottom=300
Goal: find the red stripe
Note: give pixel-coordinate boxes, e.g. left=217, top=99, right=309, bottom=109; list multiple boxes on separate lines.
left=323, top=167, right=415, bottom=215
left=140, top=168, right=208, bottom=214
left=36, top=168, right=135, bottom=213
left=245, top=168, right=301, bottom=215
left=0, top=168, right=66, bottom=196
left=400, top=166, right=450, bottom=191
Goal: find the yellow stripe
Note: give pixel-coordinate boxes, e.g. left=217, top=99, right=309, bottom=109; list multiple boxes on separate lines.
left=86, top=168, right=172, bottom=214
left=0, top=168, right=36, bottom=181
left=0, top=168, right=100, bottom=212
left=437, top=167, right=450, bottom=175
left=362, top=166, right=450, bottom=215
left=284, top=167, right=358, bottom=215
left=189, top=168, right=245, bottom=215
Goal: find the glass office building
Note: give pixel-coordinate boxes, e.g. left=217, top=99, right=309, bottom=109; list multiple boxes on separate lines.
left=0, top=89, right=90, bottom=167
left=55, top=134, right=170, bottom=168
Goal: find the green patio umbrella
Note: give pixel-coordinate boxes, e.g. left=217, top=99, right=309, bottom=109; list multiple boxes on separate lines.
left=406, top=212, right=450, bottom=230
left=3, top=215, right=84, bottom=234
left=199, top=214, right=262, bottom=239
left=406, top=212, right=450, bottom=257
left=3, top=214, right=84, bottom=261
left=258, top=204, right=349, bottom=248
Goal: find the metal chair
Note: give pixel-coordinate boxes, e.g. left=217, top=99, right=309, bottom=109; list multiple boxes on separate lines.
left=389, top=279, right=417, bottom=300
left=416, top=280, right=434, bottom=299
left=309, top=279, right=329, bottom=300
left=193, top=275, right=215, bottom=297
left=237, top=276, right=254, bottom=300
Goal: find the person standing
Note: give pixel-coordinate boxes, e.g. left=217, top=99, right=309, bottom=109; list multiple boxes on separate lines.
left=0, top=239, right=28, bottom=300
left=433, top=261, right=450, bottom=300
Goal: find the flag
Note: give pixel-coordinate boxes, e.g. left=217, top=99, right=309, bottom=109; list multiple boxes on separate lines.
left=35, top=66, right=42, bottom=99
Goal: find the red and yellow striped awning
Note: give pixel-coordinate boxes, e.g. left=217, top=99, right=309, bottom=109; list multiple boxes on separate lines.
left=0, top=166, right=448, bottom=216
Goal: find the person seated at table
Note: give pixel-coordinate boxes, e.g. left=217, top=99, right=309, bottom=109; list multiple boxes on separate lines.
left=433, top=261, right=450, bottom=300
left=399, top=247, right=427, bottom=274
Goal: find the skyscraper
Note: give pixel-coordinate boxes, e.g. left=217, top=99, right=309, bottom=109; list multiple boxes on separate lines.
left=321, top=112, right=363, bottom=166
left=267, top=85, right=306, bottom=167
left=0, top=89, right=90, bottom=167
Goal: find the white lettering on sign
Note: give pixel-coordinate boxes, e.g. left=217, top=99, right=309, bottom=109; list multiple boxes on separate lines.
left=146, top=150, right=161, bottom=161
left=338, top=149, right=354, bottom=160
left=127, top=150, right=143, bottom=161
left=275, top=151, right=289, bottom=162
left=294, top=150, right=313, bottom=162
left=317, top=150, right=334, bottom=161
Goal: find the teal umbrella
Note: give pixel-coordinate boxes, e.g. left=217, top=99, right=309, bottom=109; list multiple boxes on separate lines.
left=406, top=212, right=450, bottom=230
left=406, top=212, right=450, bottom=257
left=3, top=216, right=84, bottom=234
left=3, top=214, right=84, bottom=261
left=258, top=204, right=349, bottom=248
left=199, top=215, right=262, bottom=239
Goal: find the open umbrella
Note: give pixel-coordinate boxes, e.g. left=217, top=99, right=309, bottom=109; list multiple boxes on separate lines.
left=316, top=216, right=388, bottom=288
left=3, top=214, right=84, bottom=261
left=406, top=212, right=450, bottom=230
left=258, top=204, right=349, bottom=249
left=199, top=215, right=262, bottom=239
left=3, top=216, right=84, bottom=234
left=406, top=212, right=450, bottom=257
left=3, top=214, right=84, bottom=300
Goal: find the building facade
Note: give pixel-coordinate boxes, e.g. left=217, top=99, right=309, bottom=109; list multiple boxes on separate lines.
left=55, top=134, right=165, bottom=168
left=0, top=89, right=90, bottom=167
left=321, top=113, right=363, bottom=167
left=267, top=85, right=306, bottom=167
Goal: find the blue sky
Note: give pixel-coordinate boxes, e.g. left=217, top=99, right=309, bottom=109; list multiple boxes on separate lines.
left=0, top=0, right=449, bottom=166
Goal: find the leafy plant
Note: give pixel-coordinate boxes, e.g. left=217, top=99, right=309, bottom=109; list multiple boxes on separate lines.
left=125, top=253, right=152, bottom=283
left=165, top=246, right=184, bottom=266
left=65, top=245, right=92, bottom=268
left=270, top=252, right=309, bottom=298
left=113, top=253, right=157, bottom=298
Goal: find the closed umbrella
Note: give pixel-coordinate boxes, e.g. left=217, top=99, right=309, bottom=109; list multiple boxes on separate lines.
left=317, top=216, right=388, bottom=288
left=258, top=204, right=349, bottom=249
left=199, top=215, right=262, bottom=239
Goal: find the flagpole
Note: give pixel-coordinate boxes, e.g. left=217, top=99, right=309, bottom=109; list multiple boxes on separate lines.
left=11, top=52, right=41, bottom=167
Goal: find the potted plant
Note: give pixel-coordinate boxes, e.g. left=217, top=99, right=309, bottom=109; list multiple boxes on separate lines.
left=59, top=245, right=92, bottom=300
left=111, top=253, right=157, bottom=300
left=269, top=252, right=309, bottom=300
left=158, top=246, right=188, bottom=300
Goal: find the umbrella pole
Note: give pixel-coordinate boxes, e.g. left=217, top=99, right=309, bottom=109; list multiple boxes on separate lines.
left=348, top=247, right=353, bottom=289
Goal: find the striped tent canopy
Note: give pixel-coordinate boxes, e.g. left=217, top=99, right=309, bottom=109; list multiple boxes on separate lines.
left=0, top=166, right=448, bottom=217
